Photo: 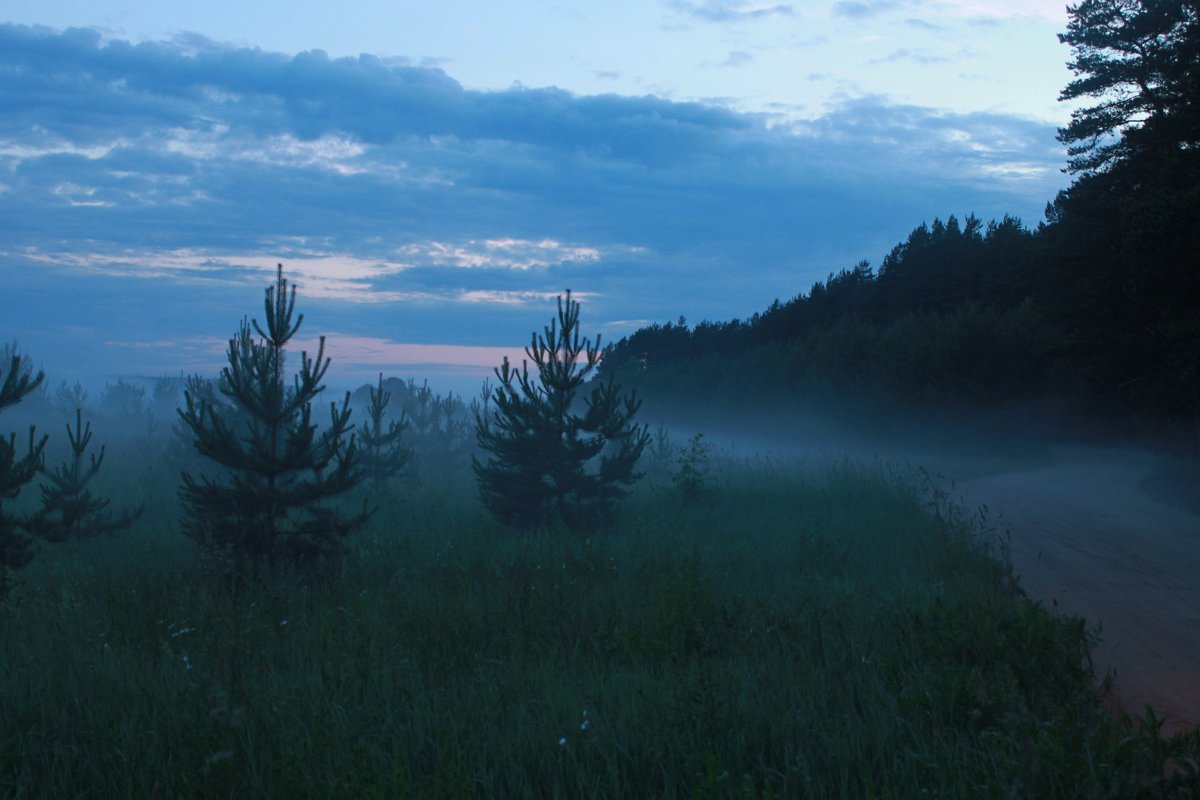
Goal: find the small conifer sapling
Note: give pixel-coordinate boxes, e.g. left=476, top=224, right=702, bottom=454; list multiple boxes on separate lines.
left=178, top=264, right=369, bottom=564
left=473, top=290, right=650, bottom=529
left=672, top=432, right=712, bottom=500
left=0, top=349, right=47, bottom=596
left=32, top=409, right=141, bottom=542
left=357, top=373, right=411, bottom=493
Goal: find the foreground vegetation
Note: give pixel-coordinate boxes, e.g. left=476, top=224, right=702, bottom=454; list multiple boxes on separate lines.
left=1, top=456, right=1196, bottom=798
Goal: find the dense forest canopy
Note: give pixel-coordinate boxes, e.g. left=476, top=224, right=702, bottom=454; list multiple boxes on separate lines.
left=600, top=0, right=1200, bottom=445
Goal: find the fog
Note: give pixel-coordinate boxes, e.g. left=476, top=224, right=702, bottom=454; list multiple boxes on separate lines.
left=637, top=396, right=1200, bottom=736
left=5, top=365, right=1198, bottom=736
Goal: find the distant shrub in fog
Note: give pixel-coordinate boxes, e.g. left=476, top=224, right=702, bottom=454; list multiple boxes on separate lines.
left=100, top=379, right=147, bottom=422
left=52, top=380, right=90, bottom=420
left=646, top=423, right=675, bottom=482
left=672, top=432, right=712, bottom=500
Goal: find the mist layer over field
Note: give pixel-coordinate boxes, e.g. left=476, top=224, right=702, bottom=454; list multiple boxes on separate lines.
left=4, top=372, right=1198, bottom=794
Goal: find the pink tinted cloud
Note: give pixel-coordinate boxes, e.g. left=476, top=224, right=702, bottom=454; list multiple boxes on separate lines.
left=294, top=334, right=528, bottom=372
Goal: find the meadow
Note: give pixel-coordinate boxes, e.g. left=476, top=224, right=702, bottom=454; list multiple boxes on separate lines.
left=2, top=443, right=1197, bottom=798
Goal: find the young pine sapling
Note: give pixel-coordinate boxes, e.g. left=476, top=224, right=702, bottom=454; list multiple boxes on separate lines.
left=178, top=264, right=370, bottom=565
left=32, top=409, right=141, bottom=543
left=357, top=373, right=411, bottom=493
left=474, top=290, right=650, bottom=530
left=672, top=432, right=712, bottom=500
left=0, top=349, right=47, bottom=597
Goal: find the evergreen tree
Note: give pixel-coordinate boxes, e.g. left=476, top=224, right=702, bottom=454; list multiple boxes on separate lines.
left=357, top=373, right=411, bottom=492
left=1058, top=0, right=1200, bottom=174
left=52, top=380, right=89, bottom=419
left=647, top=423, right=675, bottom=481
left=1051, top=1, right=1200, bottom=422
left=403, top=381, right=471, bottom=483
left=178, top=264, right=369, bottom=564
left=0, top=349, right=46, bottom=597
left=100, top=379, right=147, bottom=423
left=473, top=290, right=650, bottom=529
left=672, top=432, right=713, bottom=500
left=32, top=409, right=141, bottom=543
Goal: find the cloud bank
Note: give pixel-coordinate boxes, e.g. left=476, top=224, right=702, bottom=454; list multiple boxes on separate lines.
left=0, top=24, right=1067, bottom=392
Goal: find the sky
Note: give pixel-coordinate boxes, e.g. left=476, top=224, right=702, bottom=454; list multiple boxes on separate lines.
left=0, top=1, right=1076, bottom=397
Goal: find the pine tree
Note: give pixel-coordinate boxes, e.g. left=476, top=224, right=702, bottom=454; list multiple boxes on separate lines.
left=473, top=290, right=649, bottom=529
left=0, top=349, right=47, bottom=596
left=52, top=380, right=89, bottom=419
left=1051, top=1, right=1200, bottom=422
left=402, top=379, right=471, bottom=483
left=178, top=264, right=369, bottom=564
left=672, top=432, right=712, bottom=500
left=647, top=422, right=675, bottom=481
left=1058, top=0, right=1200, bottom=174
left=357, top=373, right=411, bottom=492
left=32, top=409, right=141, bottom=543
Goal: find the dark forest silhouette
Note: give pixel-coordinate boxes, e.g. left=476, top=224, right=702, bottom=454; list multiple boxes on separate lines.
left=600, top=0, right=1199, bottom=448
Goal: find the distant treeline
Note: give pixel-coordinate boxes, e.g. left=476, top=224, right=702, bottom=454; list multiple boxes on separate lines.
left=603, top=112, right=1197, bottom=442
left=601, top=184, right=1196, bottom=440
left=602, top=0, right=1199, bottom=444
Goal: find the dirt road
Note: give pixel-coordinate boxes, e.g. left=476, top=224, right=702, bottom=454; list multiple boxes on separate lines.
left=960, top=447, right=1199, bottom=735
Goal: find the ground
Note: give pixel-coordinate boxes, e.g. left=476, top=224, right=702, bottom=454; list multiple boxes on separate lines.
left=962, top=446, right=1200, bottom=736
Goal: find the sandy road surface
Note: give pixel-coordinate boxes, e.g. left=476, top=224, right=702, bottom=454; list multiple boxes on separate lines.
left=959, top=447, right=1199, bottom=735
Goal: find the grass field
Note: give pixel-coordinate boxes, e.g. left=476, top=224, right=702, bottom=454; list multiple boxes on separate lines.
left=1, top=455, right=1197, bottom=798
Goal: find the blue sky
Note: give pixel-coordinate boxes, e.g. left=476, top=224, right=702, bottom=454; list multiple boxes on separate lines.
left=1, top=1, right=1073, bottom=396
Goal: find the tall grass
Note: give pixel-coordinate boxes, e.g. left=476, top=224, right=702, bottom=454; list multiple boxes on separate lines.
left=1, top=457, right=1196, bottom=798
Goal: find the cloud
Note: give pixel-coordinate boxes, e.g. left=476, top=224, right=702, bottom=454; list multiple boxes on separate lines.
left=456, top=289, right=588, bottom=305
left=940, top=0, right=1066, bottom=22
left=0, top=24, right=1067, bottom=389
left=874, top=48, right=953, bottom=65
left=831, top=1, right=907, bottom=19
left=13, top=240, right=602, bottom=303
left=294, top=335, right=527, bottom=372
left=0, top=24, right=751, bottom=166
left=903, top=17, right=944, bottom=31
left=399, top=239, right=601, bottom=271
left=668, top=1, right=794, bottom=23
left=830, top=0, right=1061, bottom=25
left=719, top=51, right=754, bottom=68
left=791, top=94, right=1062, bottom=191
